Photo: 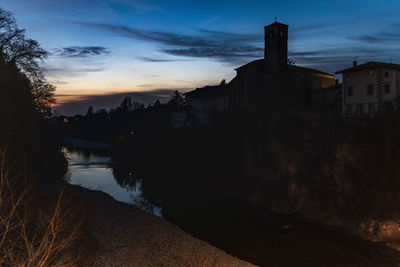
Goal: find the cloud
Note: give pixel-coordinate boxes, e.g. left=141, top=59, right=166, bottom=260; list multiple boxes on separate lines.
left=194, top=29, right=262, bottom=43
left=52, top=46, right=111, bottom=57
left=162, top=47, right=263, bottom=64
left=44, top=66, right=106, bottom=78
left=289, top=44, right=400, bottom=76
left=50, top=80, right=68, bottom=85
left=54, top=89, right=188, bottom=115
left=75, top=22, right=216, bottom=47
left=74, top=21, right=264, bottom=63
left=348, top=29, right=400, bottom=44
left=290, top=23, right=332, bottom=33
left=136, top=56, right=179, bottom=62
left=289, top=46, right=382, bottom=58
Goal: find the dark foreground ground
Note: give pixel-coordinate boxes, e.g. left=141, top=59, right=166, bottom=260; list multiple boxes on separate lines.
left=68, top=184, right=255, bottom=267
left=63, top=183, right=400, bottom=267
left=159, top=189, right=400, bottom=267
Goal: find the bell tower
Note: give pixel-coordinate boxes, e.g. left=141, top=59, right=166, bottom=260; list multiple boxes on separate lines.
left=264, top=21, right=288, bottom=67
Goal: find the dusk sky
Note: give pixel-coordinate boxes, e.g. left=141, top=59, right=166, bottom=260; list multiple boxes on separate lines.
left=1, top=0, right=399, bottom=115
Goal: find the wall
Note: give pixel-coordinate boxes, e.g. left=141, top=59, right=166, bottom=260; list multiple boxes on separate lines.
left=187, top=96, right=229, bottom=125
left=343, top=68, right=399, bottom=115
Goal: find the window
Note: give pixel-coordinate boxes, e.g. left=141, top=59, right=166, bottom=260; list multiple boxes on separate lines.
left=385, top=72, right=389, bottom=77
left=368, top=103, right=376, bottom=114
left=356, top=103, right=364, bottom=115
left=368, top=71, right=374, bottom=76
left=384, top=84, right=391, bottom=94
left=347, top=86, right=353, bottom=97
left=367, top=84, right=374, bottom=95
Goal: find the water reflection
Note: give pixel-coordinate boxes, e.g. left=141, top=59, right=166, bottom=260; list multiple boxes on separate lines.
left=63, top=147, right=162, bottom=217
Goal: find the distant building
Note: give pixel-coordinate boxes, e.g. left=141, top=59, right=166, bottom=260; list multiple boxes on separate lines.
left=336, top=61, right=400, bottom=116
left=184, top=83, right=230, bottom=126
left=230, top=21, right=335, bottom=112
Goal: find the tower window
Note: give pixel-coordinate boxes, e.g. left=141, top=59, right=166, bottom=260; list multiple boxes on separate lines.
left=280, top=31, right=283, bottom=36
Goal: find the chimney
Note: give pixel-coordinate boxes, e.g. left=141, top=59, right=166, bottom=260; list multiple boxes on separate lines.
left=353, top=61, right=357, bottom=68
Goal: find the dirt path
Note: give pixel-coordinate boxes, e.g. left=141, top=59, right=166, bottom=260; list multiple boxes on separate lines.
left=68, top=185, right=256, bottom=267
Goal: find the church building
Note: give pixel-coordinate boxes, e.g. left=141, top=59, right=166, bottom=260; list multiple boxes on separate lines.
left=230, top=21, right=335, bottom=112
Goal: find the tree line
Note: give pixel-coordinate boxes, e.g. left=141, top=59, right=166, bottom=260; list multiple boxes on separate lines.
left=0, top=8, right=92, bottom=266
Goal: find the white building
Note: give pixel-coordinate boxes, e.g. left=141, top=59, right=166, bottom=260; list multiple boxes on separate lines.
left=184, top=84, right=230, bottom=126
left=336, top=61, right=400, bottom=116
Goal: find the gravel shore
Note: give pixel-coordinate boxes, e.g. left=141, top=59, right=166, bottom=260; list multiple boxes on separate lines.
left=68, top=184, right=256, bottom=267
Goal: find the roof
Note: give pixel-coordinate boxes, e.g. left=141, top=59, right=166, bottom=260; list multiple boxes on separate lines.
left=335, top=61, right=400, bottom=74
left=264, top=21, right=289, bottom=28
left=235, top=59, right=334, bottom=77
left=235, top=59, right=265, bottom=71
left=287, top=65, right=334, bottom=77
left=184, top=84, right=230, bottom=98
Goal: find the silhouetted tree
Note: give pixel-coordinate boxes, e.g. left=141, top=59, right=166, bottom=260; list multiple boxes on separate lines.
left=0, top=8, right=54, bottom=115
left=0, top=8, right=66, bottom=185
left=220, top=79, right=226, bottom=85
left=30, top=78, right=55, bottom=115
left=95, top=108, right=109, bottom=120
left=86, top=106, right=94, bottom=117
left=132, top=101, right=144, bottom=111
left=0, top=9, right=46, bottom=76
left=287, top=58, right=296, bottom=65
left=154, top=100, right=161, bottom=107
left=119, top=96, right=133, bottom=112
left=168, top=90, right=185, bottom=108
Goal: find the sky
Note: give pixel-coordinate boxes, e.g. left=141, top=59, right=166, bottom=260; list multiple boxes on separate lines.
left=0, top=0, right=399, bottom=115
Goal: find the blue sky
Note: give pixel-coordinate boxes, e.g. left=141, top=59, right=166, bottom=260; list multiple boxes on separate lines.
left=0, top=0, right=399, bottom=114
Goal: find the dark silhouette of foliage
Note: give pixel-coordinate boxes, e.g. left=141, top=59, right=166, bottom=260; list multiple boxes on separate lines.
left=0, top=8, right=46, bottom=76
left=30, top=77, right=56, bottom=115
left=168, top=90, right=185, bottom=108
left=0, top=8, right=65, bottom=184
left=119, top=96, right=133, bottom=112
left=0, top=8, right=54, bottom=115
left=154, top=100, right=161, bottom=106
left=86, top=106, right=94, bottom=117
left=287, top=58, right=296, bottom=65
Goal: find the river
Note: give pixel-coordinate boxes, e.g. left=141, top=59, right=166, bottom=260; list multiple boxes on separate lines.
left=63, top=147, right=162, bottom=217
left=62, top=146, right=398, bottom=267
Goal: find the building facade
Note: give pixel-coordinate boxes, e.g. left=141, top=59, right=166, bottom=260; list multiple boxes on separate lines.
left=184, top=83, right=230, bottom=126
left=336, top=61, right=400, bottom=116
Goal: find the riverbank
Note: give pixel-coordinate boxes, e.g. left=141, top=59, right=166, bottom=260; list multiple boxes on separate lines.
left=67, top=184, right=255, bottom=267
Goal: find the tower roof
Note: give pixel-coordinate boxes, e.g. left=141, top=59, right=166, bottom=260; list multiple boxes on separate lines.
left=264, top=21, right=289, bottom=29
